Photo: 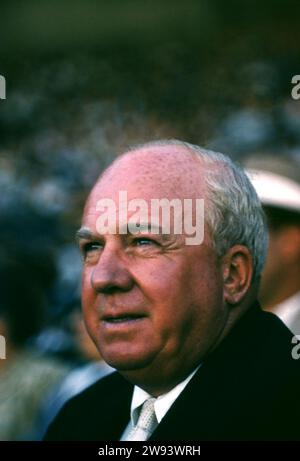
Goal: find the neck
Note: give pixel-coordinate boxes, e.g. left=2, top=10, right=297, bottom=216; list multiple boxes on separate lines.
left=120, top=363, right=199, bottom=397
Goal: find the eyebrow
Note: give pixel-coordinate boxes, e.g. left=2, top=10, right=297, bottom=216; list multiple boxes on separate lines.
left=75, top=223, right=172, bottom=242
left=75, top=228, right=99, bottom=242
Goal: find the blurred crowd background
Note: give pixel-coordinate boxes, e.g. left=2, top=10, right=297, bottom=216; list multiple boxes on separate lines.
left=0, top=0, right=300, bottom=440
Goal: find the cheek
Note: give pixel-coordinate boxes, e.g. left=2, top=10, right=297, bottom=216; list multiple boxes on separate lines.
left=81, top=272, right=90, bottom=305
left=81, top=269, right=97, bottom=322
left=81, top=265, right=95, bottom=294
left=144, top=265, right=216, bottom=330
left=188, top=255, right=223, bottom=302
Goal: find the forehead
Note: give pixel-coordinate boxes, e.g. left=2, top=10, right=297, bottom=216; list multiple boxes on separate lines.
left=87, top=145, right=207, bottom=205
left=81, top=145, right=210, bottom=244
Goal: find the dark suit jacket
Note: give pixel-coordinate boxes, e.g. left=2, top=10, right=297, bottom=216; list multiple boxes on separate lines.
left=45, top=304, right=300, bottom=441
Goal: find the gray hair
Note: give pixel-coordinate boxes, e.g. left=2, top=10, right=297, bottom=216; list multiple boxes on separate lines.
left=129, top=139, right=268, bottom=281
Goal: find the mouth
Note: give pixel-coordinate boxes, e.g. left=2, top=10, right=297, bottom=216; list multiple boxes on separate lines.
left=102, top=313, right=147, bottom=324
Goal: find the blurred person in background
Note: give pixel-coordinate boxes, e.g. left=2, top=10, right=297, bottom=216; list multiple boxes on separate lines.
left=0, top=256, right=71, bottom=440
left=35, top=305, right=113, bottom=440
left=245, top=155, right=300, bottom=335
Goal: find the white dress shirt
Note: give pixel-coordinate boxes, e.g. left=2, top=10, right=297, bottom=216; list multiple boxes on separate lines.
left=120, top=365, right=201, bottom=441
left=273, top=291, right=300, bottom=335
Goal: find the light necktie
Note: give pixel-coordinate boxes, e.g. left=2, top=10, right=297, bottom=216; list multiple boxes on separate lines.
left=126, top=398, right=158, bottom=441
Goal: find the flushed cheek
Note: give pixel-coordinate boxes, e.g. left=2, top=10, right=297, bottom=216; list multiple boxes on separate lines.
left=81, top=280, right=100, bottom=333
left=81, top=283, right=95, bottom=316
left=151, top=271, right=223, bottom=347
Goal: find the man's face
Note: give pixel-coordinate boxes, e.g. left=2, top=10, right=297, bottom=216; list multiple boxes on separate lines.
left=78, top=148, right=229, bottom=390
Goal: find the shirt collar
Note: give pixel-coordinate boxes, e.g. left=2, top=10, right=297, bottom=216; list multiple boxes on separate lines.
left=130, top=365, right=201, bottom=426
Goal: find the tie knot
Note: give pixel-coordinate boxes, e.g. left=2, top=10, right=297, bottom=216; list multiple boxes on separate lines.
left=126, top=397, right=158, bottom=441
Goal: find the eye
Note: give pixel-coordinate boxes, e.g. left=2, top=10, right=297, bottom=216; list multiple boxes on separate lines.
left=132, top=237, right=158, bottom=247
left=81, top=241, right=103, bottom=256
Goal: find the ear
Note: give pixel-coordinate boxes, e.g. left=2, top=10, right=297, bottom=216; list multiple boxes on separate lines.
left=222, top=245, right=254, bottom=305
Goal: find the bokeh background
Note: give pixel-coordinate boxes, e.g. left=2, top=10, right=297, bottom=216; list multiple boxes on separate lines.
left=1, top=0, right=300, bottom=368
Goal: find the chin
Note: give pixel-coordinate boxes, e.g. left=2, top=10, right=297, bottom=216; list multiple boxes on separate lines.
left=100, top=346, right=157, bottom=372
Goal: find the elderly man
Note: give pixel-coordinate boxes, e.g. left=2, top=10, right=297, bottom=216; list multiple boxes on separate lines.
left=45, top=140, right=300, bottom=441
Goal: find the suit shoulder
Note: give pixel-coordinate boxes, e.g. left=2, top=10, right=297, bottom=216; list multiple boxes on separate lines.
left=44, top=371, right=132, bottom=441
left=58, top=371, right=130, bottom=411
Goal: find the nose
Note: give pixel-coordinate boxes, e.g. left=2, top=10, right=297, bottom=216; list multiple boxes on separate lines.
left=91, top=244, right=134, bottom=294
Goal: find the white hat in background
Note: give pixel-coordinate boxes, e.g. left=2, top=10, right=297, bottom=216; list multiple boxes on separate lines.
left=246, top=169, right=300, bottom=212
left=244, top=154, right=300, bottom=213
